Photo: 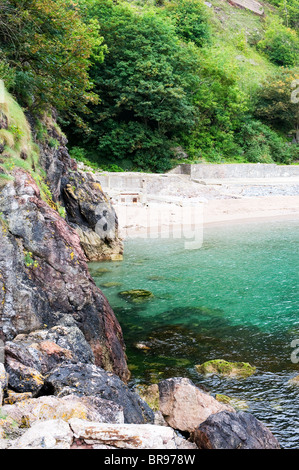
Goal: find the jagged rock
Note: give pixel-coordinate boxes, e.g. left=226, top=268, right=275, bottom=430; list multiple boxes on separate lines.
left=193, top=410, right=281, bottom=449
left=4, top=357, right=44, bottom=395
left=4, top=317, right=95, bottom=393
left=69, top=418, right=198, bottom=449
left=63, top=170, right=123, bottom=261
left=158, top=377, right=235, bottom=433
left=44, top=363, right=155, bottom=425
left=1, top=394, right=124, bottom=427
left=0, top=169, right=129, bottom=382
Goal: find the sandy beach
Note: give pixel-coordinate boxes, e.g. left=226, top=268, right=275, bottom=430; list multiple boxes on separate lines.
left=110, top=176, right=299, bottom=239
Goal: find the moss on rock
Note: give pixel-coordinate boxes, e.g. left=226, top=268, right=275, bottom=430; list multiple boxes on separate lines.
left=118, top=289, right=154, bottom=304
left=196, top=359, right=256, bottom=378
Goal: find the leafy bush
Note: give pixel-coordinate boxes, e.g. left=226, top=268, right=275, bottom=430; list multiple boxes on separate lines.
left=257, top=19, right=299, bottom=66
left=235, top=119, right=296, bottom=164
left=162, top=0, right=211, bottom=47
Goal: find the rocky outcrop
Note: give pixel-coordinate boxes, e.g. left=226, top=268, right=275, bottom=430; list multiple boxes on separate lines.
left=193, top=410, right=281, bottom=449
left=227, top=0, right=264, bottom=16
left=0, top=168, right=129, bottom=381
left=30, top=113, right=123, bottom=262
left=63, top=170, right=123, bottom=261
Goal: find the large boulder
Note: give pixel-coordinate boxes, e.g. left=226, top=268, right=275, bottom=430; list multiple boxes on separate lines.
left=0, top=169, right=129, bottom=382
left=11, top=419, right=73, bottom=449
left=4, top=316, right=95, bottom=394
left=44, top=362, right=155, bottom=425
left=158, top=377, right=234, bottom=433
left=193, top=410, right=281, bottom=449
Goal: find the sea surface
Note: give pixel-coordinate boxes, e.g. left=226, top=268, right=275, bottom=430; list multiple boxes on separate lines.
left=89, top=218, right=299, bottom=449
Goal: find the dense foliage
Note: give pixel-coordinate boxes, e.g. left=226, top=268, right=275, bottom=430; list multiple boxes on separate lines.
left=0, top=0, right=298, bottom=171
left=0, top=0, right=104, bottom=123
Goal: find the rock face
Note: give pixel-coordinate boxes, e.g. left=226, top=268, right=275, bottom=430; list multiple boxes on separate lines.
left=0, top=168, right=129, bottom=382
left=158, top=377, right=235, bottom=433
left=193, top=410, right=281, bottom=449
left=63, top=170, right=123, bottom=261
left=32, top=112, right=123, bottom=262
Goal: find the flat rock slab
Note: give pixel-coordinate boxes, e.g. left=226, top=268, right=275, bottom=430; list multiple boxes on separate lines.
left=69, top=418, right=198, bottom=449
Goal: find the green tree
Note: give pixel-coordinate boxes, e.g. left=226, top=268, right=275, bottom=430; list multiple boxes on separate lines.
left=162, top=0, right=211, bottom=47
left=181, top=47, right=249, bottom=161
left=255, top=67, right=299, bottom=143
left=0, top=0, right=104, bottom=121
left=73, top=0, right=201, bottom=171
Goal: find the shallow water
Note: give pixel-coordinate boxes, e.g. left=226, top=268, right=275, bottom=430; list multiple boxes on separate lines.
left=89, top=218, right=299, bottom=449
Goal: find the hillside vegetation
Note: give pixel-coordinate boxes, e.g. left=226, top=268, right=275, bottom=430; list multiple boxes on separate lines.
left=0, top=0, right=298, bottom=173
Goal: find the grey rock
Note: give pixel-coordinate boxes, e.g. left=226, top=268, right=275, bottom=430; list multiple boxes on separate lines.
left=44, top=362, right=155, bottom=425
left=193, top=410, right=281, bottom=449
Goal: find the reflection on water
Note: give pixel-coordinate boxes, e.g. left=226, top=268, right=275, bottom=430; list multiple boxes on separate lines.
left=89, top=219, right=299, bottom=449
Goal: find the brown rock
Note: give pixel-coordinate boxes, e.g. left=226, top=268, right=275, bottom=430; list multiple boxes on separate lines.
left=158, top=377, right=235, bottom=433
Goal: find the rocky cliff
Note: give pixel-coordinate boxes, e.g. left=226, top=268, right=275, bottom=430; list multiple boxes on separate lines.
left=0, top=92, right=128, bottom=382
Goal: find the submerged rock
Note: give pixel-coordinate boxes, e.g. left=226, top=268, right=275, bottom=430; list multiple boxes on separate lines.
left=196, top=359, right=256, bottom=378
left=193, top=410, right=280, bottom=449
left=119, top=289, right=154, bottom=304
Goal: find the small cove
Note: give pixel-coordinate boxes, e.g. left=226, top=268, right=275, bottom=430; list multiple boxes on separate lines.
left=89, top=218, right=299, bottom=449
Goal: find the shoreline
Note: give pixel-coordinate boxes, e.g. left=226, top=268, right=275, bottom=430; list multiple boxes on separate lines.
left=117, top=195, right=299, bottom=239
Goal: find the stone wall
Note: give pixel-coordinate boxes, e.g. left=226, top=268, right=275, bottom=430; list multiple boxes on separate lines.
left=169, top=163, right=299, bottom=180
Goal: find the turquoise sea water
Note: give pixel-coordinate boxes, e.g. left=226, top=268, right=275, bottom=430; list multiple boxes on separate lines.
left=89, top=218, right=299, bottom=449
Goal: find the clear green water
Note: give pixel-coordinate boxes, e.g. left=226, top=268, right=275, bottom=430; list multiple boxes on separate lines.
left=89, top=219, right=299, bottom=449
